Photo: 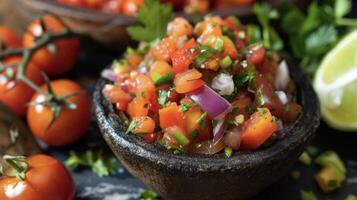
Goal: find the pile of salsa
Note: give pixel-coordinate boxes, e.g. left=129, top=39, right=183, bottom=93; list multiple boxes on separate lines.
left=102, top=16, right=302, bottom=155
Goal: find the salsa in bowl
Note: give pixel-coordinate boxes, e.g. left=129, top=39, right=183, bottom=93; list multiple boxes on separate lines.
left=94, top=15, right=320, bottom=199
left=101, top=16, right=303, bottom=154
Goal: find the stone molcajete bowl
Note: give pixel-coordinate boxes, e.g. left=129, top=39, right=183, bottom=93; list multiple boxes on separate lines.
left=93, top=59, right=320, bottom=200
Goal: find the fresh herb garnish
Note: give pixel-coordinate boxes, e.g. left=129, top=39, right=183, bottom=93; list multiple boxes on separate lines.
left=190, top=130, right=199, bottom=139
left=126, top=119, right=139, bottom=134
left=224, top=147, right=233, bottom=158
left=127, top=0, right=173, bottom=42
left=233, top=68, right=256, bottom=87
left=253, top=3, right=283, bottom=51
left=290, top=170, right=301, bottom=180
left=157, top=89, right=170, bottom=106
left=66, top=150, right=120, bottom=177
left=256, top=88, right=265, bottom=107
left=197, top=112, right=208, bottom=129
left=195, top=45, right=218, bottom=68
left=180, top=103, right=190, bottom=112
left=300, top=190, right=317, bottom=200
left=257, top=107, right=267, bottom=115
left=246, top=106, right=254, bottom=115
left=140, top=189, right=159, bottom=200
left=280, top=0, right=357, bottom=76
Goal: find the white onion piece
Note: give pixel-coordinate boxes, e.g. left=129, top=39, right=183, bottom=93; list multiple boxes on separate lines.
left=275, top=60, right=290, bottom=90
left=224, top=128, right=242, bottom=150
left=188, top=84, right=232, bottom=119
left=211, top=73, right=235, bottom=96
left=275, top=91, right=288, bottom=105
left=101, top=69, right=117, bottom=82
left=213, top=119, right=226, bottom=144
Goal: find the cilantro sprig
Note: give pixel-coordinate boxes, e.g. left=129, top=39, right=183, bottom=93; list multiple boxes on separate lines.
left=66, top=150, right=120, bottom=177
left=127, top=0, right=173, bottom=42
left=280, top=0, right=357, bottom=76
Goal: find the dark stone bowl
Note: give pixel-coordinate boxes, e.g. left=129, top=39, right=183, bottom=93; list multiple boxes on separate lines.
left=93, top=59, right=320, bottom=200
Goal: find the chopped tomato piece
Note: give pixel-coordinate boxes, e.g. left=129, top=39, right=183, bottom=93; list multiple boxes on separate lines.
left=184, top=107, right=212, bottom=142
left=149, top=61, right=174, bottom=85
left=172, top=39, right=198, bottom=74
left=174, top=69, right=204, bottom=93
left=132, top=116, right=156, bottom=134
left=246, top=44, right=266, bottom=66
left=163, top=126, right=189, bottom=148
left=127, top=97, right=149, bottom=117
left=222, top=36, right=238, bottom=60
left=167, top=17, right=193, bottom=37
left=282, top=102, right=302, bottom=123
left=102, top=84, right=132, bottom=111
left=240, top=108, right=277, bottom=150
left=135, top=74, right=156, bottom=100
left=151, top=37, right=177, bottom=62
left=159, top=103, right=185, bottom=130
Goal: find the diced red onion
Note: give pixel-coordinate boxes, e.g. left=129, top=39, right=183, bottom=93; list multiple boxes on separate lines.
left=213, top=119, right=226, bottom=144
left=275, top=91, right=288, bottom=105
left=224, top=128, right=242, bottom=150
left=275, top=60, right=290, bottom=90
left=101, top=69, right=117, bottom=82
left=211, top=73, right=234, bottom=96
left=188, top=84, right=232, bottom=119
left=138, top=65, right=148, bottom=74
left=275, top=120, right=285, bottom=139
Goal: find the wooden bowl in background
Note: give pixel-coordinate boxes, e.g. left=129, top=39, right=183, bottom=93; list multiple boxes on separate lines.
left=0, top=0, right=308, bottom=49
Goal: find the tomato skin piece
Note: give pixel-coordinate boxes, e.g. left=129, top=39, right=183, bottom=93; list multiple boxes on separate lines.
left=172, top=39, right=198, bottom=75
left=151, top=37, right=177, bottom=62
left=127, top=97, right=149, bottom=117
left=27, top=80, right=91, bottom=146
left=0, top=57, right=43, bottom=116
left=0, top=154, right=75, bottom=200
left=132, top=116, right=156, bottom=134
left=174, top=69, right=204, bottom=94
left=0, top=26, right=22, bottom=49
left=23, top=15, right=80, bottom=77
left=159, top=103, right=185, bottom=130
left=240, top=108, right=277, bottom=150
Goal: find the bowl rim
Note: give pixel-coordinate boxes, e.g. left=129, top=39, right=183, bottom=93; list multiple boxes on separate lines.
left=94, top=57, right=320, bottom=172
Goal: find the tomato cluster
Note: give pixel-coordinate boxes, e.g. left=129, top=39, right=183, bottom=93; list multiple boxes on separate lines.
left=103, top=16, right=302, bottom=154
left=57, top=0, right=254, bottom=16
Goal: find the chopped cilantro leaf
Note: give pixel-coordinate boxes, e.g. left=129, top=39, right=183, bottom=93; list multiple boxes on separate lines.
left=224, top=147, right=233, bottom=158
left=233, top=68, right=256, bottom=87
left=246, top=106, right=254, bottom=115
left=140, top=189, right=158, bottom=200
left=195, top=46, right=218, bottom=68
left=66, top=150, right=120, bottom=177
left=300, top=190, right=317, bottom=200
left=157, top=89, right=170, bottom=106
left=126, top=119, right=138, bottom=134
left=197, top=112, right=207, bottom=129
left=127, top=0, right=173, bottom=42
left=190, top=130, right=199, bottom=139
left=257, top=88, right=265, bottom=107
left=180, top=103, right=190, bottom=112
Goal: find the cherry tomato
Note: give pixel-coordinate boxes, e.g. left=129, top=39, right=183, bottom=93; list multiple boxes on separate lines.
left=0, top=27, right=22, bottom=49
left=102, top=0, right=123, bottom=14
left=0, top=57, right=43, bottom=116
left=27, top=80, right=91, bottom=146
left=0, top=154, right=75, bottom=200
left=84, top=0, right=106, bottom=9
left=23, top=15, right=80, bottom=77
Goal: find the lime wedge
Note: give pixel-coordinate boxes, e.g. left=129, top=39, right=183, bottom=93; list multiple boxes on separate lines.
left=313, top=30, right=357, bottom=131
